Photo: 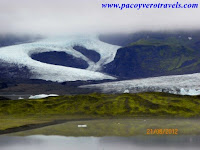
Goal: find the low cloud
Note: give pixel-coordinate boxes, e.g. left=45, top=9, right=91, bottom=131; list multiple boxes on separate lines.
left=0, top=0, right=200, bottom=36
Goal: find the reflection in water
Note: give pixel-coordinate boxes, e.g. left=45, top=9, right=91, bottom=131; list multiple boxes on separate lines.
left=0, top=135, right=200, bottom=150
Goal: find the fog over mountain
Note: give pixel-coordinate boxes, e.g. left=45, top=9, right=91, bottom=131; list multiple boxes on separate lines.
left=0, top=0, right=199, bottom=36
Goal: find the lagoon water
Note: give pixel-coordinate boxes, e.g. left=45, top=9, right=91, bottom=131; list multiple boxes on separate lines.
left=0, top=135, right=200, bottom=150
left=1, top=119, right=200, bottom=150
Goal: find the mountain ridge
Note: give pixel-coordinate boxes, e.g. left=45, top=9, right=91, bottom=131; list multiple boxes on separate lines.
left=103, top=32, right=200, bottom=79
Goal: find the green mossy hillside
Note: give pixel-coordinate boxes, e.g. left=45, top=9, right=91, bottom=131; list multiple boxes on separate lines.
left=103, top=33, right=200, bottom=79
left=0, top=92, right=200, bottom=118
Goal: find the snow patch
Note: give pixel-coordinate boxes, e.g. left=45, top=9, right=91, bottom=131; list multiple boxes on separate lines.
left=124, top=89, right=130, bottom=93
left=188, top=37, right=192, bottom=40
left=29, top=94, right=59, bottom=99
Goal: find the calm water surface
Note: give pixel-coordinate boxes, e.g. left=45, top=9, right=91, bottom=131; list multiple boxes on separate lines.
left=1, top=119, right=200, bottom=150
left=0, top=135, right=200, bottom=150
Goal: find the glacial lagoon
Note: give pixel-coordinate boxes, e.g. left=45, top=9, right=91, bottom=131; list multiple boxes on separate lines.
left=1, top=119, right=200, bottom=150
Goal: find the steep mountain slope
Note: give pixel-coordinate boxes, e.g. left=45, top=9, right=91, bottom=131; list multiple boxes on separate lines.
left=1, top=32, right=200, bottom=84
left=103, top=32, right=200, bottom=79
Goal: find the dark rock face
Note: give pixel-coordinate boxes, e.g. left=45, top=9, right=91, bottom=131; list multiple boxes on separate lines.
left=31, top=51, right=89, bottom=69
left=101, top=31, right=200, bottom=79
left=73, top=46, right=101, bottom=63
left=0, top=62, right=32, bottom=92
left=103, top=44, right=200, bottom=79
left=0, top=62, right=32, bottom=80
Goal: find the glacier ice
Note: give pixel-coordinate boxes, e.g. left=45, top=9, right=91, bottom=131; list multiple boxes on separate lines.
left=81, top=73, right=200, bottom=96
left=0, top=35, right=120, bottom=82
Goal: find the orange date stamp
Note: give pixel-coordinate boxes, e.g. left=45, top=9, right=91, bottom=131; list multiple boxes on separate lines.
left=146, top=129, right=178, bottom=135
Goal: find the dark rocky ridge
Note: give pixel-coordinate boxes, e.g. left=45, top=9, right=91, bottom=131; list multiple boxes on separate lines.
left=103, top=31, right=200, bottom=79
left=104, top=44, right=200, bottom=79
left=31, top=51, right=89, bottom=69
left=73, top=46, right=101, bottom=63
left=0, top=61, right=32, bottom=80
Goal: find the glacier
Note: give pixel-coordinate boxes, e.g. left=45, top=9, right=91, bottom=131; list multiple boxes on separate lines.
left=0, top=35, right=120, bottom=82
left=80, top=73, right=200, bottom=96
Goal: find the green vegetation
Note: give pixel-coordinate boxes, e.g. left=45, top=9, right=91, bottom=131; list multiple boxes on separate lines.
left=0, top=92, right=200, bottom=132
left=1, top=93, right=200, bottom=118
left=128, top=36, right=200, bottom=73
left=104, top=33, right=200, bottom=79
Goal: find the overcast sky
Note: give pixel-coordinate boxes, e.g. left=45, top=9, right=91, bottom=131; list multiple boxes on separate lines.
left=0, top=0, right=200, bottom=36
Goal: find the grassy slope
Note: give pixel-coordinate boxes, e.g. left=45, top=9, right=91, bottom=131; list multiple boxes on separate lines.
left=0, top=92, right=200, bottom=131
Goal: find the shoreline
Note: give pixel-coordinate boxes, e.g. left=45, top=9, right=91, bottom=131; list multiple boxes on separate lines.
left=1, top=117, right=200, bottom=135
left=0, top=118, right=98, bottom=135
